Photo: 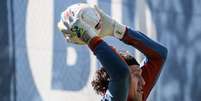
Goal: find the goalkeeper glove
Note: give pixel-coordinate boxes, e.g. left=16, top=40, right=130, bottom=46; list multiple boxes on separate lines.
left=57, top=19, right=86, bottom=45
left=93, top=5, right=126, bottom=39
left=58, top=16, right=98, bottom=44
left=57, top=3, right=100, bottom=44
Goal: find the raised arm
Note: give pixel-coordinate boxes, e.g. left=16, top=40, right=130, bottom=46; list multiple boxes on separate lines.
left=88, top=37, right=130, bottom=101
left=121, top=27, right=168, bottom=100
left=121, top=28, right=167, bottom=60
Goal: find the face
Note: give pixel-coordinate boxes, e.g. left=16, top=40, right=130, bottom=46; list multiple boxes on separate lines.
left=128, top=65, right=145, bottom=101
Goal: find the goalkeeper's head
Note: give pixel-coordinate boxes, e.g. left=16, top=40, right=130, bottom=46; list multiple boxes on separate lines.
left=91, top=51, right=145, bottom=101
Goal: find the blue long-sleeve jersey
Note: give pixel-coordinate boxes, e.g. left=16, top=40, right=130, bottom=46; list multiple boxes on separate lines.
left=88, top=27, right=168, bottom=101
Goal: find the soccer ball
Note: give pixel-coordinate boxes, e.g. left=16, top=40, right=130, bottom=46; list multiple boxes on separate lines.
left=62, top=3, right=101, bottom=31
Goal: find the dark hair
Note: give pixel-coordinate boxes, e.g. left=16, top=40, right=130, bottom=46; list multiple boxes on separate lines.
left=91, top=51, right=139, bottom=95
left=119, top=52, right=139, bottom=66
left=91, top=68, right=110, bottom=95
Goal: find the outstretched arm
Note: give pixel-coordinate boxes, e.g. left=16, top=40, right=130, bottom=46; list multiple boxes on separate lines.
left=121, top=28, right=167, bottom=60
left=88, top=37, right=130, bottom=101
left=121, top=27, right=168, bottom=100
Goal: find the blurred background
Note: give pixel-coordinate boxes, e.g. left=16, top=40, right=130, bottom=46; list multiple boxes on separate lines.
left=0, top=0, right=201, bottom=101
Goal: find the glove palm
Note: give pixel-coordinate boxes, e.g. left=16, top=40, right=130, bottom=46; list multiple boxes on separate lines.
left=58, top=18, right=97, bottom=44
left=58, top=3, right=100, bottom=45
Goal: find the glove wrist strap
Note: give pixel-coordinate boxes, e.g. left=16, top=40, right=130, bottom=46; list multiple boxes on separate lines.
left=113, top=22, right=126, bottom=39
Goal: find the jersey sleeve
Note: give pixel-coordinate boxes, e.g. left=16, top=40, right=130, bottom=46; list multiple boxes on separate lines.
left=120, top=27, right=168, bottom=100
left=88, top=36, right=130, bottom=101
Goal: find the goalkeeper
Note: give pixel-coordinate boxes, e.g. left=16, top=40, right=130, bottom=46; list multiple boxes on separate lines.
left=58, top=3, right=168, bottom=101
